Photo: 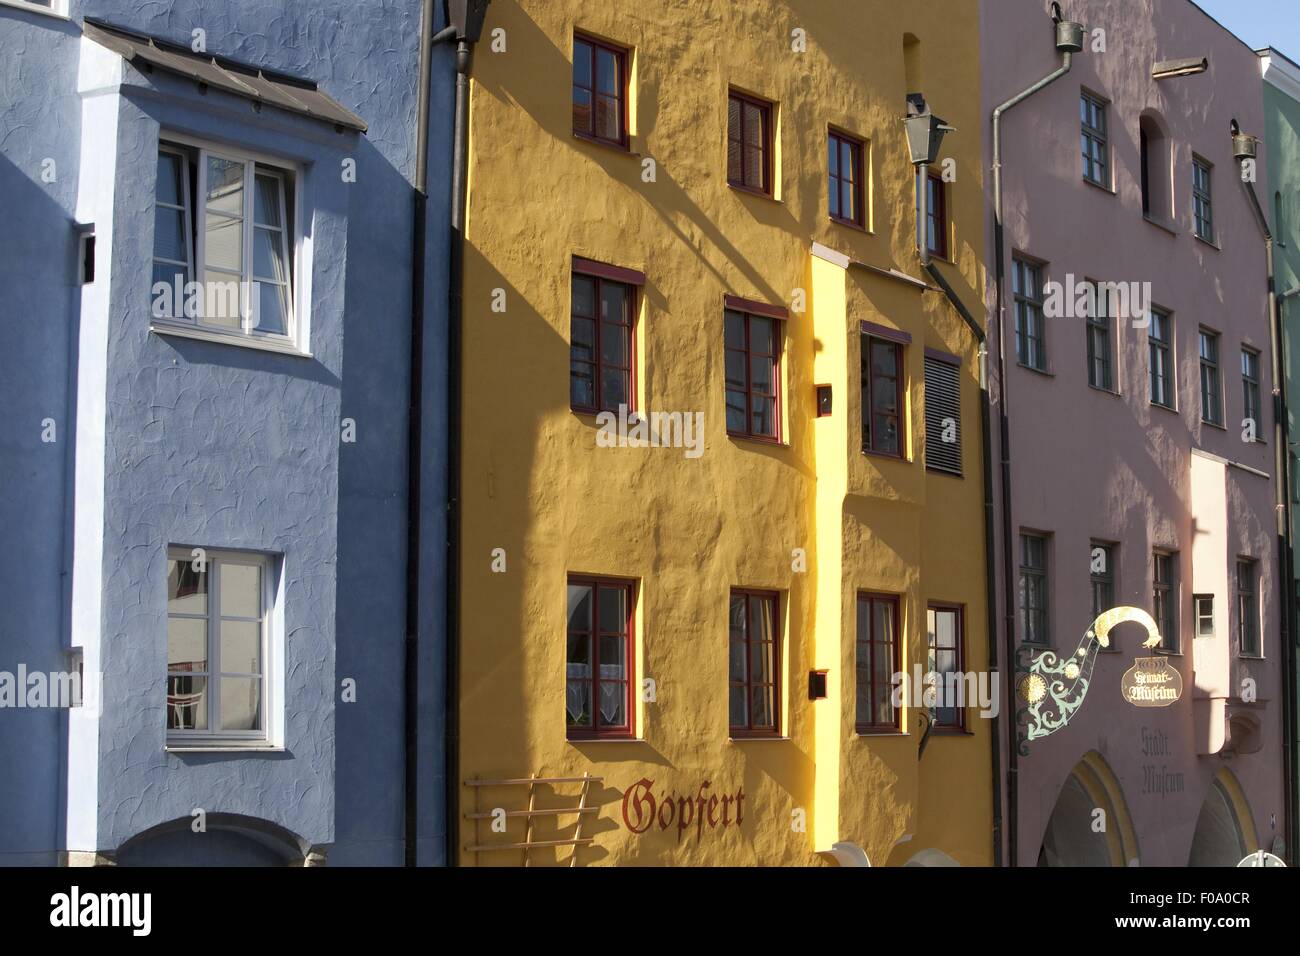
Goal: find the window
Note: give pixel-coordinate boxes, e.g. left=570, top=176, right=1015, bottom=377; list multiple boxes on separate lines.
left=1085, top=281, right=1114, bottom=390
left=166, top=548, right=272, bottom=743
left=828, top=129, right=865, bottom=227
left=1154, top=552, right=1179, bottom=652
left=1193, top=156, right=1214, bottom=242
left=856, top=593, right=900, bottom=731
left=1012, top=257, right=1046, bottom=370
left=862, top=335, right=904, bottom=457
left=1199, top=329, right=1223, bottom=425
left=1277, top=191, right=1287, bottom=248
left=1149, top=307, right=1174, bottom=408
left=1019, top=533, right=1049, bottom=645
left=727, top=90, right=772, bottom=195
left=566, top=576, right=634, bottom=738
left=1194, top=594, right=1214, bottom=638
left=572, top=34, right=628, bottom=147
left=1090, top=542, right=1115, bottom=619
left=1, top=0, right=65, bottom=14
left=1080, top=91, right=1109, bottom=187
left=725, top=307, right=782, bottom=440
left=570, top=268, right=635, bottom=414
left=917, top=169, right=947, bottom=257
left=1140, top=125, right=1150, bottom=214
left=924, top=354, right=961, bottom=475
left=926, top=605, right=964, bottom=730
left=1242, top=348, right=1262, bottom=439
left=152, top=142, right=297, bottom=344
left=729, top=590, right=780, bottom=737
left=1237, top=560, right=1260, bottom=657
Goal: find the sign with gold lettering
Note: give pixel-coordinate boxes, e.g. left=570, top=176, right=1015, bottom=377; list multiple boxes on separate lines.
left=1121, top=656, right=1183, bottom=707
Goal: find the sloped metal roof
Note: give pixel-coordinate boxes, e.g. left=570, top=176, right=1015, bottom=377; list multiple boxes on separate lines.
left=83, top=18, right=367, bottom=133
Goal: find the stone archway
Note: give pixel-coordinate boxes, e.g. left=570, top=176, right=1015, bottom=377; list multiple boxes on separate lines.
left=114, top=813, right=325, bottom=867
left=1037, top=751, right=1139, bottom=867
left=1187, top=769, right=1256, bottom=866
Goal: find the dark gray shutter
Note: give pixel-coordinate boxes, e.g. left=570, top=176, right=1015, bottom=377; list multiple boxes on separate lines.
left=924, top=357, right=962, bottom=475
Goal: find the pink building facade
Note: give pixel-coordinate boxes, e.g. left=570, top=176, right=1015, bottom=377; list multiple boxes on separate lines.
left=982, top=0, right=1287, bottom=866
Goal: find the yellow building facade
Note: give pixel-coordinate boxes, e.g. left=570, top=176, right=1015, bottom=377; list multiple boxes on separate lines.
left=457, top=0, right=993, bottom=866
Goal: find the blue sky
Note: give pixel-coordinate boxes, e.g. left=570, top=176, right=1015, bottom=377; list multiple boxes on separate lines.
left=1192, top=0, right=1300, bottom=60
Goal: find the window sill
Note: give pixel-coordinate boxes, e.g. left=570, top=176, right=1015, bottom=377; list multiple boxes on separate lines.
left=831, top=215, right=871, bottom=235
left=572, top=131, right=637, bottom=156
left=1017, top=362, right=1054, bottom=378
left=728, top=182, right=781, bottom=203
left=1083, top=177, right=1116, bottom=196
left=1154, top=648, right=1184, bottom=657
left=729, top=735, right=790, bottom=742
left=151, top=323, right=312, bottom=359
left=1143, top=214, right=1179, bottom=237
left=1151, top=401, right=1179, bottom=415
left=568, top=736, right=645, bottom=744
left=929, top=727, right=974, bottom=736
left=1201, top=419, right=1228, bottom=431
left=863, top=448, right=908, bottom=464
left=728, top=431, right=786, bottom=448
left=1087, top=383, right=1121, bottom=397
left=166, top=743, right=282, bottom=753
left=0, top=0, right=68, bottom=20
left=856, top=730, right=908, bottom=738
left=1194, top=233, right=1221, bottom=251
left=1237, top=654, right=1266, bottom=662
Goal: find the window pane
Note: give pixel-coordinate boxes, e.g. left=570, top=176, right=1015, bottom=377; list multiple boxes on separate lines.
left=168, top=558, right=207, bottom=613
left=572, top=275, right=596, bottom=317
left=724, top=311, right=745, bottom=348
left=154, top=206, right=188, bottom=263
left=729, top=636, right=746, bottom=681
left=567, top=680, right=592, bottom=726
left=254, top=279, right=288, bottom=335
left=219, top=676, right=262, bottom=731
left=729, top=686, right=747, bottom=727
left=750, top=316, right=774, bottom=354
left=167, top=617, right=207, bottom=671
left=600, top=682, right=626, bottom=726
left=599, top=634, right=627, bottom=676
left=570, top=362, right=595, bottom=407
left=157, top=152, right=184, bottom=206
left=566, top=631, right=590, bottom=666
left=205, top=156, right=245, bottom=215
left=220, top=562, right=261, bottom=617
left=750, top=354, right=774, bottom=395
left=573, top=40, right=592, bottom=85
left=594, top=93, right=620, bottom=141
left=871, top=341, right=898, bottom=376
left=598, top=585, right=626, bottom=633
left=253, top=227, right=289, bottom=283
left=167, top=675, right=208, bottom=730
left=204, top=214, right=243, bottom=271
left=571, top=317, right=595, bottom=362
left=600, top=322, right=628, bottom=366
left=828, top=136, right=839, bottom=177
left=752, top=396, right=776, bottom=436
left=872, top=415, right=898, bottom=453
left=600, top=368, right=629, bottom=409
left=725, top=350, right=746, bottom=391
left=572, top=87, right=592, bottom=133
left=750, top=684, right=774, bottom=729
left=253, top=174, right=283, bottom=228
left=220, top=619, right=261, bottom=674
left=726, top=390, right=747, bottom=432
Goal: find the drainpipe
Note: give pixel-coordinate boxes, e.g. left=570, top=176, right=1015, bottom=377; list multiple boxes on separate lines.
left=1234, top=122, right=1298, bottom=863
left=405, top=0, right=485, bottom=868
left=989, top=1, right=1082, bottom=867
left=907, top=95, right=1001, bottom=863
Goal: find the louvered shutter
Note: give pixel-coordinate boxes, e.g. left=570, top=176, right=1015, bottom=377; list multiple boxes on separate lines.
left=924, top=357, right=962, bottom=475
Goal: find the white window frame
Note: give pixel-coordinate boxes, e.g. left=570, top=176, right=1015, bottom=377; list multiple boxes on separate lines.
left=0, top=0, right=69, bottom=19
left=151, top=132, right=309, bottom=357
left=166, top=547, right=278, bottom=748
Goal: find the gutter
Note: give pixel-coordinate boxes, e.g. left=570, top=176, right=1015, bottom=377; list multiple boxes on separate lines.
left=1236, top=147, right=1299, bottom=863
left=989, top=2, right=1081, bottom=867
left=404, top=0, right=478, bottom=868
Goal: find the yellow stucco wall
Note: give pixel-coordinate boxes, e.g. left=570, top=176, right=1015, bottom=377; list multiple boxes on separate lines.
left=458, top=0, right=991, bottom=866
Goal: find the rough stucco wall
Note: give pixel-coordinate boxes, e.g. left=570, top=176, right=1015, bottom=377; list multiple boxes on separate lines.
left=2, top=0, right=452, bottom=864
left=459, top=0, right=990, bottom=866
left=0, top=6, right=83, bottom=865
left=982, top=0, right=1284, bottom=865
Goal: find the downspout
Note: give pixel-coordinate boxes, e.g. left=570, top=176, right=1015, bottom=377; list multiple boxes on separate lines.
left=405, top=0, right=460, bottom=868
left=989, top=2, right=1081, bottom=867
left=1235, top=128, right=1298, bottom=862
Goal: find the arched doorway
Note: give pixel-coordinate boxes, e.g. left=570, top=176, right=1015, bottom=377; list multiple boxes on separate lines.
left=1187, top=769, right=1255, bottom=866
left=1037, top=752, right=1138, bottom=867
left=115, top=813, right=322, bottom=867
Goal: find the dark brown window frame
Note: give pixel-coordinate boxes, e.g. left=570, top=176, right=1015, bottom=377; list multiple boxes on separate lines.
left=856, top=592, right=901, bottom=733
left=862, top=333, right=905, bottom=459
left=1155, top=550, right=1179, bottom=653
left=566, top=574, right=636, bottom=740
left=727, top=88, right=774, bottom=196
left=728, top=588, right=781, bottom=738
left=725, top=301, right=784, bottom=443
left=1237, top=558, right=1260, bottom=658
left=828, top=127, right=866, bottom=228
left=570, top=263, right=638, bottom=416
left=921, top=168, right=948, bottom=258
left=572, top=32, right=630, bottom=149
left=926, top=602, right=966, bottom=731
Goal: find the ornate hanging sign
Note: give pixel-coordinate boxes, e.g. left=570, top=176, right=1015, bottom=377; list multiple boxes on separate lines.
left=1016, top=606, right=1162, bottom=753
left=1121, top=656, right=1183, bottom=707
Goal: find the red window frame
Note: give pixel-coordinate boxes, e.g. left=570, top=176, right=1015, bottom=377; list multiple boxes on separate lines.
left=728, top=589, right=781, bottom=738
left=725, top=304, right=783, bottom=442
left=862, top=334, right=904, bottom=458
left=566, top=575, right=635, bottom=740
left=926, top=603, right=965, bottom=731
left=572, top=33, right=629, bottom=148
left=829, top=128, right=865, bottom=227
left=570, top=268, right=636, bottom=415
left=727, top=89, right=773, bottom=195
left=856, top=592, right=901, bottom=732
left=923, top=169, right=948, bottom=258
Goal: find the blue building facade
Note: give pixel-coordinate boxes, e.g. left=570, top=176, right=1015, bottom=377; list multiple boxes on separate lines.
left=0, top=0, right=453, bottom=865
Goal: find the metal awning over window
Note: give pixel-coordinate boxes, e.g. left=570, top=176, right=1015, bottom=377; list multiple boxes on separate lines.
left=83, top=18, right=367, bottom=133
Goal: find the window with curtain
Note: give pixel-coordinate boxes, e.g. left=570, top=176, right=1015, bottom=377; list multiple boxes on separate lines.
left=572, top=33, right=628, bottom=147
left=566, top=576, right=634, bottom=738
left=856, top=593, right=899, bottom=731
left=727, top=89, right=773, bottom=194
left=725, top=308, right=781, bottom=440
left=926, top=605, right=963, bottom=729
left=570, top=270, right=635, bottom=414
left=828, top=128, right=865, bottom=227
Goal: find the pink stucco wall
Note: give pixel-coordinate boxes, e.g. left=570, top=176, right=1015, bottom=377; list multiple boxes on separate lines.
left=982, top=0, right=1286, bottom=865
